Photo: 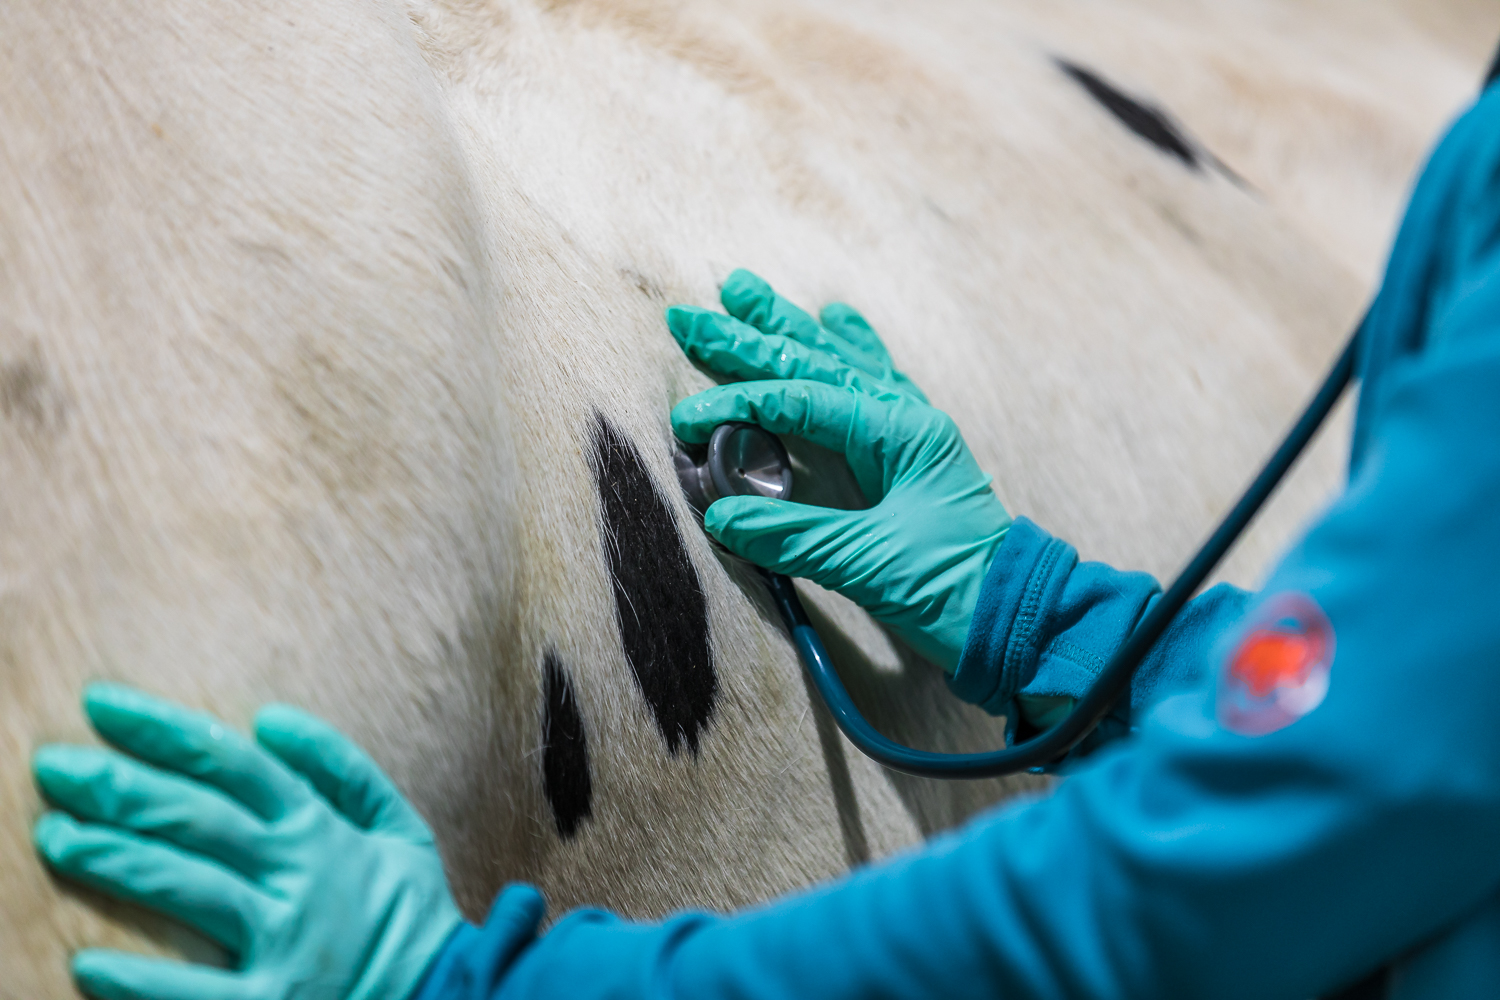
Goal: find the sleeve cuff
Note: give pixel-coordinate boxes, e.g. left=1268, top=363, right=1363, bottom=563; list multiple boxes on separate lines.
left=948, top=517, right=1070, bottom=718
left=413, top=886, right=547, bottom=1000
left=497, top=910, right=718, bottom=999
left=947, top=516, right=1249, bottom=738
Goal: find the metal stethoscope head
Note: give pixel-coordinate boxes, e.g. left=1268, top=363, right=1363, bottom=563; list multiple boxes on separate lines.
left=673, top=422, right=794, bottom=517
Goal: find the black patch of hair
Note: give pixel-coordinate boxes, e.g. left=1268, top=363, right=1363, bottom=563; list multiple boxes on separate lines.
left=542, top=651, right=593, bottom=839
left=588, top=413, right=718, bottom=756
left=1487, top=38, right=1500, bottom=88
left=1320, top=964, right=1390, bottom=1000
left=1057, top=59, right=1201, bottom=171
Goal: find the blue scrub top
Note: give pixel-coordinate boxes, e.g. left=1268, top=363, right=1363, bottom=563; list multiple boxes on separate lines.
left=416, top=83, right=1500, bottom=1000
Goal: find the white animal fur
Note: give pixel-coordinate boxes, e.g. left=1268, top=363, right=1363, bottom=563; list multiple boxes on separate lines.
left=1, top=0, right=1493, bottom=996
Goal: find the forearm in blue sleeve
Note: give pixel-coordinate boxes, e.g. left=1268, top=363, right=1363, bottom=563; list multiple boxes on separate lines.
left=948, top=516, right=1249, bottom=732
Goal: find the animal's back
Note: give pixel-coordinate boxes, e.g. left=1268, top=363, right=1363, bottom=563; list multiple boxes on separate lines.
left=2, top=1, right=1491, bottom=996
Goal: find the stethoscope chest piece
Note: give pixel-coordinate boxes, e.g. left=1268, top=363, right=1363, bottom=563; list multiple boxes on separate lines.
left=674, top=421, right=793, bottom=517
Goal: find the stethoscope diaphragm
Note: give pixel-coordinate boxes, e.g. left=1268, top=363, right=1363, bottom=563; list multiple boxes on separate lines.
left=673, top=422, right=793, bottom=517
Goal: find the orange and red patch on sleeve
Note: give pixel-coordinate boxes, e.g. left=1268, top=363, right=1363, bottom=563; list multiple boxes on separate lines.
left=1217, top=594, right=1334, bottom=736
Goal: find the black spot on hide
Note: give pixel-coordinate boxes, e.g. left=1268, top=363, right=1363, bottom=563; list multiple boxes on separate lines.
left=542, top=651, right=593, bottom=839
left=1057, top=60, right=1201, bottom=171
left=588, top=413, right=718, bottom=756
left=1320, top=965, right=1390, bottom=1000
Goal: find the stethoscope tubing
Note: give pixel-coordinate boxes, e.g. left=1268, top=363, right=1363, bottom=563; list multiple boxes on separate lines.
left=768, top=318, right=1364, bottom=779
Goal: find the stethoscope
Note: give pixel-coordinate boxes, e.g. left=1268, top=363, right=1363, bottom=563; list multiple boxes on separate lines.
left=674, top=321, right=1362, bottom=779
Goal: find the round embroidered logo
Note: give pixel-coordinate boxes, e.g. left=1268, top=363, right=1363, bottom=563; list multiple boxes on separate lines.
left=1216, top=593, right=1334, bottom=736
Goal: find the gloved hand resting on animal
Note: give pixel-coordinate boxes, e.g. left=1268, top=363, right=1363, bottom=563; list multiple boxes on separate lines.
left=668, top=269, right=1013, bottom=673
left=33, top=684, right=541, bottom=1000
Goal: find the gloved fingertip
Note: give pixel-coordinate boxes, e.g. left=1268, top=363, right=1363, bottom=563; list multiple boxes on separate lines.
left=82, top=683, right=172, bottom=739
left=255, top=704, right=364, bottom=780
left=667, top=307, right=743, bottom=362
left=33, top=743, right=79, bottom=775
left=704, top=496, right=800, bottom=561
left=669, top=397, right=719, bottom=444
left=81, top=682, right=143, bottom=718
left=722, top=268, right=768, bottom=292
left=819, top=302, right=866, bottom=326
left=71, top=949, right=112, bottom=974
left=720, top=269, right=773, bottom=319
left=32, top=744, right=103, bottom=789
left=71, top=950, right=131, bottom=997
left=252, top=702, right=311, bottom=742
left=700, top=495, right=754, bottom=539
left=664, top=304, right=706, bottom=339
left=71, top=951, right=104, bottom=981
left=33, top=811, right=79, bottom=859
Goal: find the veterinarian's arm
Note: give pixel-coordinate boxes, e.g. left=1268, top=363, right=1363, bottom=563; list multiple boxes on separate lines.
left=433, top=313, right=1500, bottom=1000
left=670, top=271, right=1247, bottom=735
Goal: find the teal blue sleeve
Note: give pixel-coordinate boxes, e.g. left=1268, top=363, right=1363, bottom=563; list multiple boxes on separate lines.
left=948, top=516, right=1249, bottom=739
left=416, top=84, right=1500, bottom=1000
left=487, top=309, right=1500, bottom=1000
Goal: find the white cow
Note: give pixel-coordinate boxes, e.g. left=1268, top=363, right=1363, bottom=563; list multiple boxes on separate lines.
left=2, top=0, right=1492, bottom=995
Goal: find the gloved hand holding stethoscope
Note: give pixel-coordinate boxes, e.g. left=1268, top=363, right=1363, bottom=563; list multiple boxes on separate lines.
left=668, top=269, right=1014, bottom=675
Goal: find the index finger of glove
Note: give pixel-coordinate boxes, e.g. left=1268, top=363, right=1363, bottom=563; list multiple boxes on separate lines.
left=671, top=380, right=880, bottom=456
left=33, top=745, right=271, bottom=877
left=668, top=307, right=902, bottom=398
left=255, top=705, right=433, bottom=843
left=720, top=270, right=891, bottom=376
left=83, top=684, right=308, bottom=822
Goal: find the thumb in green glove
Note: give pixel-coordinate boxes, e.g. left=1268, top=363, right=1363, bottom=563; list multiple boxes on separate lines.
left=32, top=683, right=542, bottom=1000
left=668, top=270, right=1012, bottom=672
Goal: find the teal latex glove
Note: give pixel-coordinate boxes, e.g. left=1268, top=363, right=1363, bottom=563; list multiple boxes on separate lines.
left=668, top=270, right=1013, bottom=672
left=32, top=684, right=471, bottom=1000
